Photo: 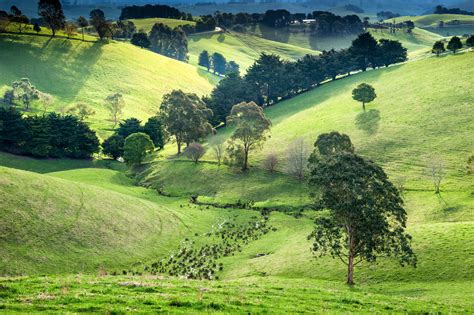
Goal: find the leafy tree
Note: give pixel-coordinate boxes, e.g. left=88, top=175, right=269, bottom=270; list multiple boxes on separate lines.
left=349, top=32, right=378, bottom=71
left=226, top=102, right=271, bottom=171
left=447, top=36, right=463, bottom=53
left=0, top=107, right=26, bottom=152
left=432, top=41, right=445, bottom=56
left=131, top=32, right=150, bottom=48
left=66, top=103, right=95, bottom=120
left=33, top=22, right=41, bottom=34
left=377, top=39, right=407, bottom=67
left=11, top=78, right=41, bottom=111
left=404, top=20, right=415, bottom=33
left=160, top=90, right=213, bottom=154
left=225, top=61, right=240, bottom=75
left=117, top=118, right=143, bottom=138
left=211, top=52, right=227, bottom=75
left=466, top=35, right=474, bottom=48
left=198, top=50, right=211, bottom=71
left=123, top=132, right=154, bottom=165
left=307, top=133, right=416, bottom=285
left=296, top=54, right=326, bottom=91
left=105, top=93, right=125, bottom=128
left=77, top=16, right=88, bottom=41
left=102, top=134, right=124, bottom=159
left=185, top=142, right=206, bottom=164
left=90, top=9, right=110, bottom=40
left=352, top=83, right=376, bottom=112
left=10, top=6, right=29, bottom=34
left=144, top=116, right=167, bottom=149
left=245, top=53, right=287, bottom=105
left=38, top=0, right=65, bottom=37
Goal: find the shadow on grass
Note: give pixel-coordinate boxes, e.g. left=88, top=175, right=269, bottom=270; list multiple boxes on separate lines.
left=355, top=109, right=381, bottom=135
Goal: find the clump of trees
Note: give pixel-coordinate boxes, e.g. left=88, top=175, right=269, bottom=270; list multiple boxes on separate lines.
left=131, top=32, right=150, bottom=48
left=2, top=78, right=52, bottom=112
left=102, top=116, right=167, bottom=159
left=352, top=83, right=377, bottom=112
left=307, top=132, right=416, bottom=285
left=119, top=4, right=189, bottom=20
left=0, top=108, right=99, bottom=158
left=160, top=90, right=213, bottom=154
left=148, top=23, right=188, bottom=61
left=226, top=102, right=271, bottom=171
left=66, top=103, right=95, bottom=121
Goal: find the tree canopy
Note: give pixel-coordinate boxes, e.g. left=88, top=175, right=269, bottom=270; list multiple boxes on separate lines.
left=123, top=132, right=154, bottom=165
left=352, top=83, right=376, bottom=112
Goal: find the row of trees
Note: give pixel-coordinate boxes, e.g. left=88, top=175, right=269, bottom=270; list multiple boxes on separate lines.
left=204, top=32, right=406, bottom=125
left=119, top=4, right=191, bottom=21
left=0, top=108, right=99, bottom=158
left=198, top=51, right=239, bottom=75
left=432, top=35, right=474, bottom=56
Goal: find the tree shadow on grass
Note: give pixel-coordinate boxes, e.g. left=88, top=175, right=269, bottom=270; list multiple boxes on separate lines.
left=355, top=109, right=381, bottom=136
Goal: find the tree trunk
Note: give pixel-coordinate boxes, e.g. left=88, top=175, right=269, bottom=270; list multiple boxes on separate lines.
left=82, top=29, right=84, bottom=41
left=242, top=147, right=249, bottom=171
left=177, top=141, right=181, bottom=155
left=347, top=253, right=354, bottom=285
left=362, top=102, right=366, bottom=112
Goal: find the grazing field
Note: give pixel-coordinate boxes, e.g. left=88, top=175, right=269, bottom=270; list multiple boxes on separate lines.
left=128, top=18, right=196, bottom=33
left=0, top=33, right=217, bottom=137
left=188, top=30, right=317, bottom=71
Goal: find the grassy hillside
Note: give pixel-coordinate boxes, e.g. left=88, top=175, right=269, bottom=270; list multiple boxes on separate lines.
left=370, top=27, right=443, bottom=59
left=0, top=164, right=247, bottom=275
left=387, top=14, right=474, bottom=36
left=148, top=52, right=473, bottom=208
left=129, top=18, right=196, bottom=33
left=389, top=14, right=474, bottom=27
left=0, top=33, right=217, bottom=137
left=188, top=30, right=317, bottom=71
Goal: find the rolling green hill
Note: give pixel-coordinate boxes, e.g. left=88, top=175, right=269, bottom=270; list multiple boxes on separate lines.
left=129, top=18, right=196, bottom=33
left=0, top=156, right=249, bottom=275
left=188, top=30, right=318, bottom=71
left=0, top=33, right=217, bottom=137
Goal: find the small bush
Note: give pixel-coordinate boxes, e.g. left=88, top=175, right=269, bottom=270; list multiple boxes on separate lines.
left=263, top=152, right=279, bottom=172
left=185, top=142, right=206, bottom=164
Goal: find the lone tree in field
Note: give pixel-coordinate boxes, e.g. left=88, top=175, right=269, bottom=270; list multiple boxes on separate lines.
left=447, top=36, right=463, bottom=53
left=198, top=50, right=211, bottom=71
left=432, top=41, right=445, bottom=56
left=123, top=132, right=154, bottom=165
left=226, top=101, right=271, bottom=171
left=427, top=156, right=445, bottom=194
left=160, top=90, right=213, bottom=154
left=131, top=32, right=150, bottom=48
left=105, top=93, right=125, bottom=128
left=352, top=83, right=376, bottom=112
left=77, top=16, right=88, bottom=41
left=185, top=142, right=206, bottom=164
left=307, top=132, right=416, bottom=285
left=10, top=78, right=41, bottom=111
left=38, top=0, right=65, bottom=37
left=286, top=137, right=309, bottom=180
